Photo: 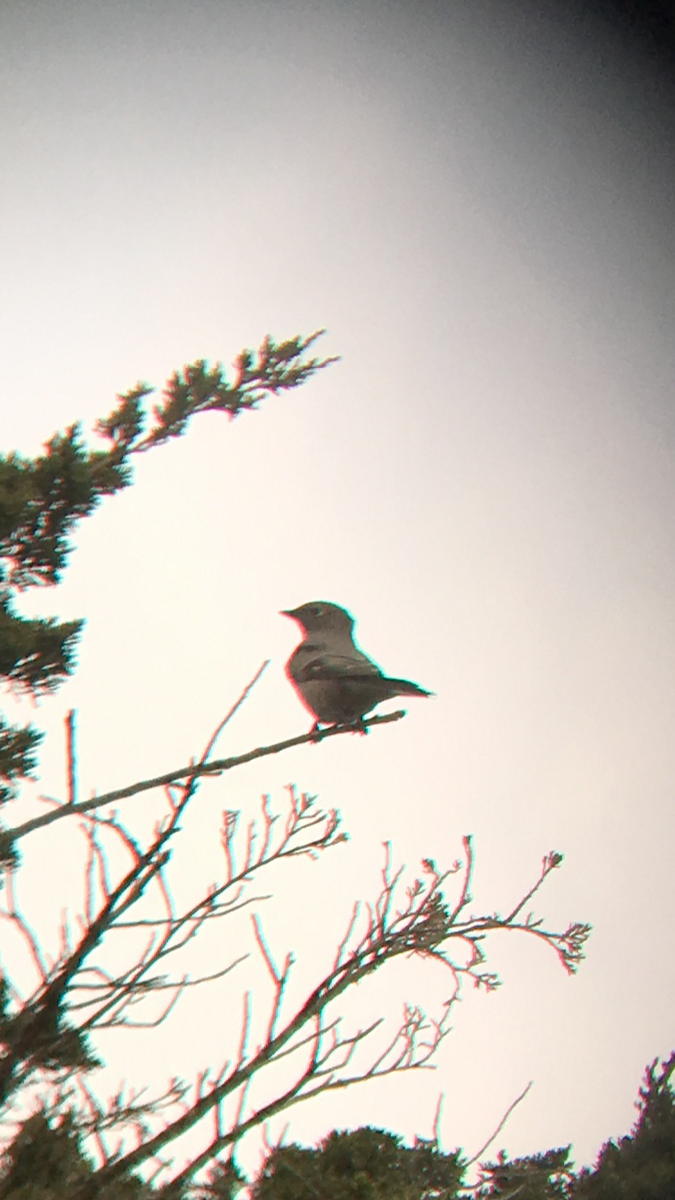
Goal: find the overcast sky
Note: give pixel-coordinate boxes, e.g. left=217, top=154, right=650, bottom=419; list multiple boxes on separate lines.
left=2, top=0, right=675, bottom=1187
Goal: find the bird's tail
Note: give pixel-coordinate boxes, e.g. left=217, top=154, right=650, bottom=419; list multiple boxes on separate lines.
left=388, top=677, right=433, bottom=698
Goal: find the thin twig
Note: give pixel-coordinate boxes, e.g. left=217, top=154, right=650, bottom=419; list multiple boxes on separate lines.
left=66, top=709, right=77, bottom=805
left=197, top=661, right=270, bottom=766
left=433, top=1091, right=444, bottom=1145
left=504, top=853, right=562, bottom=923
left=466, top=1080, right=534, bottom=1167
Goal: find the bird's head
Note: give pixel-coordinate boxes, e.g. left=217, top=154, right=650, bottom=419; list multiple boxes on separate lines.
left=281, top=601, right=356, bottom=637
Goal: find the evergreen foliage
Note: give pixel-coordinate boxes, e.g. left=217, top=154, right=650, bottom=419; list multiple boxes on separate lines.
left=476, top=1146, right=574, bottom=1198
left=0, top=332, right=336, bottom=809
left=251, top=1127, right=463, bottom=1199
left=0, top=1110, right=156, bottom=1200
left=573, top=1053, right=675, bottom=1200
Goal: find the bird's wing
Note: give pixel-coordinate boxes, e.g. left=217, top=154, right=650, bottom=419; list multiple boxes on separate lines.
left=291, top=650, right=384, bottom=685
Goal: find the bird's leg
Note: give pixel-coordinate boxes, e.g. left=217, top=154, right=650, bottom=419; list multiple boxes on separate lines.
left=308, top=718, right=368, bottom=741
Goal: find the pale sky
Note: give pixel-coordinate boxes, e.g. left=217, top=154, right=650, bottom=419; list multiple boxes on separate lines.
left=2, top=0, right=675, bottom=1187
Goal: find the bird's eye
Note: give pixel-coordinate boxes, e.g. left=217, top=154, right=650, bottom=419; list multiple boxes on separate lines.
left=313, top=604, right=324, bottom=616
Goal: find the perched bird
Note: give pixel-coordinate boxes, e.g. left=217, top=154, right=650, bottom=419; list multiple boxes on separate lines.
left=282, top=601, right=432, bottom=731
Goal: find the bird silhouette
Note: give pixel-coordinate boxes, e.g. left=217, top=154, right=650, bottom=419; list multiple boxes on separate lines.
left=282, top=601, right=432, bottom=732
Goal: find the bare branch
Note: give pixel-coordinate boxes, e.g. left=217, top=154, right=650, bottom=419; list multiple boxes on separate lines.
left=9, top=709, right=405, bottom=844
left=1, top=678, right=587, bottom=1200
left=60, top=834, right=586, bottom=1200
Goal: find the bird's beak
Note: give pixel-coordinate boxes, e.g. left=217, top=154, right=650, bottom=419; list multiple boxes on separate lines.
left=280, top=609, right=296, bottom=620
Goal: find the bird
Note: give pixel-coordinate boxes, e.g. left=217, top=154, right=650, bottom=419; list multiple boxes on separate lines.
left=282, top=601, right=432, bottom=732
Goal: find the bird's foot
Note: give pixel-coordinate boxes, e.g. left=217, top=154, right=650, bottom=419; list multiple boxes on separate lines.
left=308, top=718, right=368, bottom=740
left=350, top=717, right=369, bottom=736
